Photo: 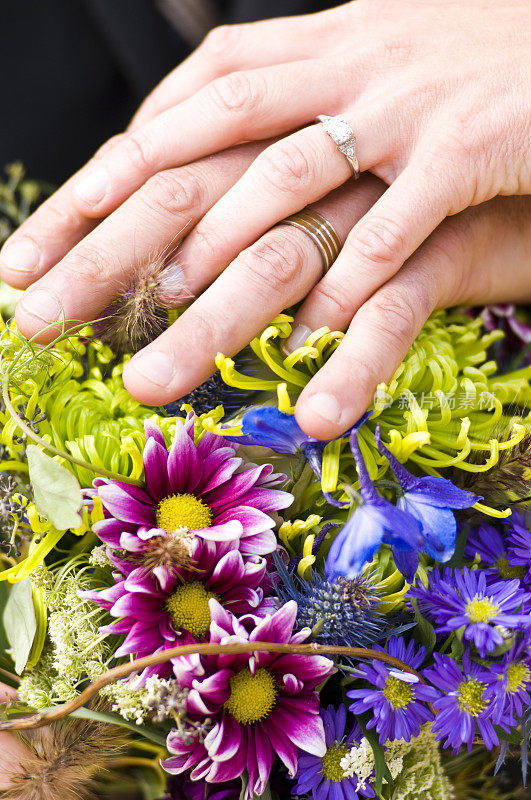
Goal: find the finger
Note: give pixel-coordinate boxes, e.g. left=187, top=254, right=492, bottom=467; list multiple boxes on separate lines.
left=14, top=143, right=265, bottom=341
left=176, top=119, right=385, bottom=291
left=282, top=160, right=451, bottom=344
left=0, top=59, right=353, bottom=287
left=121, top=181, right=378, bottom=405
left=68, top=56, right=380, bottom=222
left=130, top=9, right=352, bottom=130
left=294, top=197, right=531, bottom=440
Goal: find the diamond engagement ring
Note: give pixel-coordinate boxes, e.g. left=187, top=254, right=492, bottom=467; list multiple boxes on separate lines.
left=279, top=209, right=341, bottom=274
left=317, top=114, right=360, bottom=178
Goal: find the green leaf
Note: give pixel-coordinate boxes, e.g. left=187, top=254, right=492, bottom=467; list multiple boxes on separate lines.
left=410, top=597, right=436, bottom=656
left=450, top=629, right=465, bottom=661
left=358, top=716, right=393, bottom=793
left=68, top=707, right=168, bottom=746
left=448, top=526, right=469, bottom=568
left=495, top=724, right=522, bottom=745
left=3, top=578, right=37, bottom=674
left=27, top=445, right=82, bottom=529
left=0, top=580, right=11, bottom=653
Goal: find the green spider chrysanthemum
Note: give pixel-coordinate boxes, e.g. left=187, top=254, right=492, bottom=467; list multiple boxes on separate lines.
left=212, top=310, right=531, bottom=517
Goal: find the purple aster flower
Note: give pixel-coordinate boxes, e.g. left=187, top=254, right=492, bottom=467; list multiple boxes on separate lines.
left=464, top=523, right=527, bottom=582
left=506, top=510, right=531, bottom=584
left=375, top=426, right=480, bottom=569
left=292, top=705, right=375, bottom=800
left=423, top=652, right=504, bottom=753
left=163, top=600, right=335, bottom=799
left=347, top=636, right=439, bottom=744
left=326, top=430, right=423, bottom=582
left=409, top=566, right=531, bottom=657
left=483, top=637, right=531, bottom=722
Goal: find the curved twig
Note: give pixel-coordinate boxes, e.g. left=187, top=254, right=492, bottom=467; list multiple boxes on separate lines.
left=0, top=641, right=428, bottom=732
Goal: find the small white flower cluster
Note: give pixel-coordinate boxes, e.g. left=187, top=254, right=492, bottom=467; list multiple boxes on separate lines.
left=19, top=566, right=111, bottom=708
left=102, top=676, right=190, bottom=726
left=388, top=725, right=454, bottom=800
left=88, top=544, right=112, bottom=568
left=340, top=737, right=376, bottom=792
left=340, top=725, right=453, bottom=800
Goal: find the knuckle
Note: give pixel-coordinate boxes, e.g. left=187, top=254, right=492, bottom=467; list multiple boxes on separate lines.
left=202, top=24, right=244, bottom=61
left=256, top=140, right=315, bottom=195
left=239, top=235, right=303, bottom=294
left=120, top=131, right=156, bottom=173
left=62, top=243, right=124, bottom=287
left=142, top=170, right=204, bottom=217
left=368, top=287, right=419, bottom=345
left=207, top=70, right=261, bottom=116
left=349, top=216, right=407, bottom=271
left=310, top=280, right=354, bottom=321
left=190, top=224, right=228, bottom=263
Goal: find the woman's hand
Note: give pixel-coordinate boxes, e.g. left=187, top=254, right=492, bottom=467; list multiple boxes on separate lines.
left=2, top=0, right=528, bottom=311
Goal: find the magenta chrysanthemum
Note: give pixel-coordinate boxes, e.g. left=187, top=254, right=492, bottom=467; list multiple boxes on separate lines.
left=162, top=601, right=335, bottom=799
left=83, top=414, right=293, bottom=665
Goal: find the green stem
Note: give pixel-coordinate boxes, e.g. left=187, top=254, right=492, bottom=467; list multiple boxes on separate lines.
left=2, top=375, right=141, bottom=486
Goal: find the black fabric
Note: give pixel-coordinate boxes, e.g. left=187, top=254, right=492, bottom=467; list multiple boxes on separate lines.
left=0, top=0, right=334, bottom=185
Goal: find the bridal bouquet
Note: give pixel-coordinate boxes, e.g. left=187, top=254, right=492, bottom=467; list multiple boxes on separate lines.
left=0, top=166, right=530, bottom=800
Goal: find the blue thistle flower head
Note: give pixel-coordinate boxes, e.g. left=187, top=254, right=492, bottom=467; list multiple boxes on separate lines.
left=273, top=554, right=390, bottom=650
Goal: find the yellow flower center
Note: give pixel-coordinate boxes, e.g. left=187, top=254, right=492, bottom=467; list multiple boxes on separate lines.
left=465, top=595, right=499, bottom=623
left=166, top=581, right=219, bottom=638
left=506, top=661, right=531, bottom=694
left=321, top=744, right=349, bottom=782
left=457, top=678, right=487, bottom=716
left=156, top=493, right=212, bottom=533
left=382, top=676, right=413, bottom=709
left=495, top=556, right=527, bottom=581
left=224, top=667, right=278, bottom=725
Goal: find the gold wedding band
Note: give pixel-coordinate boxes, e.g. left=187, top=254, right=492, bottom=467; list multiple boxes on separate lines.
left=280, top=209, right=341, bottom=274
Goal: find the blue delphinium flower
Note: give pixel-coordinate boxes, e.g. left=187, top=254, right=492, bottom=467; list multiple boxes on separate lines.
left=347, top=636, right=439, bottom=744
left=292, top=705, right=375, bottom=800
left=326, top=430, right=423, bottom=581
left=483, top=636, right=531, bottom=722
left=274, top=555, right=390, bottom=649
left=375, top=426, right=480, bottom=567
left=465, top=523, right=527, bottom=582
left=423, top=652, right=509, bottom=753
left=410, top=566, right=531, bottom=657
left=506, top=510, right=531, bottom=585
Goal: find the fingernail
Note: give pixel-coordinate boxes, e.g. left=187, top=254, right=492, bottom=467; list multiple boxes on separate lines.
left=281, top=324, right=312, bottom=356
left=19, top=289, right=61, bottom=323
left=74, top=166, right=110, bottom=205
left=0, top=237, right=40, bottom=273
left=305, top=392, right=343, bottom=425
left=129, top=351, right=174, bottom=388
